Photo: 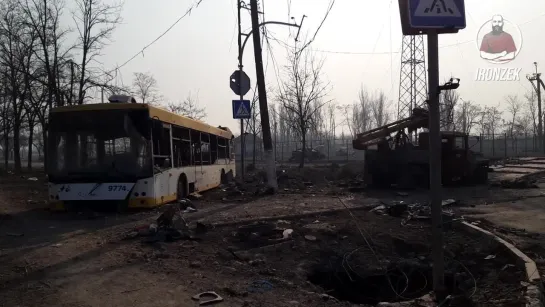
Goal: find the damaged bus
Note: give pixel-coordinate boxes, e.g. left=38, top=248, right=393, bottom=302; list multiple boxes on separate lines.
left=47, top=95, right=235, bottom=211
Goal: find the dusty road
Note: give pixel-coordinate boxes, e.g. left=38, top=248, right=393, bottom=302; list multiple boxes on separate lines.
left=0, top=164, right=541, bottom=307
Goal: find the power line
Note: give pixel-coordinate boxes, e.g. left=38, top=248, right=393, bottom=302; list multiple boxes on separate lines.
left=361, top=1, right=391, bottom=75
left=296, top=0, right=336, bottom=53
left=314, top=39, right=474, bottom=55
left=101, top=0, right=205, bottom=77
left=312, top=12, right=545, bottom=56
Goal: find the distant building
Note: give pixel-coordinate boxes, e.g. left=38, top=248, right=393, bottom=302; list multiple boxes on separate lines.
left=233, top=133, right=263, bottom=158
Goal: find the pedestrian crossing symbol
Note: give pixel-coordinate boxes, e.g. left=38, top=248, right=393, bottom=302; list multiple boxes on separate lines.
left=232, top=99, right=252, bottom=119
left=408, top=0, right=466, bottom=30
left=236, top=103, right=250, bottom=117
left=414, top=0, right=461, bottom=18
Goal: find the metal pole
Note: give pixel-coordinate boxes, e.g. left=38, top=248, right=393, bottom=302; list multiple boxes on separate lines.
left=504, top=133, right=507, bottom=158
left=250, top=0, right=278, bottom=191
left=240, top=119, right=244, bottom=176
left=237, top=0, right=245, bottom=179
left=537, top=72, right=543, bottom=153
left=426, top=30, right=445, bottom=295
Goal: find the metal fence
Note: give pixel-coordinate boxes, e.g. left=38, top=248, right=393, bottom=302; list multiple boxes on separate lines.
left=235, top=138, right=363, bottom=164
left=235, top=134, right=545, bottom=164
left=474, top=133, right=543, bottom=159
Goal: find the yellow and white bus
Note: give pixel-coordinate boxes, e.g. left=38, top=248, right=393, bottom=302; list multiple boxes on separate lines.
left=47, top=95, right=235, bottom=211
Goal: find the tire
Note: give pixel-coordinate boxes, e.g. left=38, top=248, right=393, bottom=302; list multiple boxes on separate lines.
left=177, top=175, right=188, bottom=202
left=220, top=169, right=227, bottom=184
left=476, top=167, right=488, bottom=184
left=116, top=200, right=129, bottom=213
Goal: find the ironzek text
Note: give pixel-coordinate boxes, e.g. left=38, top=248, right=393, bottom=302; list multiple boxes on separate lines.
left=475, top=67, right=522, bottom=81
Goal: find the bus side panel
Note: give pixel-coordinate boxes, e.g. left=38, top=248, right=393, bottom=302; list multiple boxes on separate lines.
left=194, top=161, right=234, bottom=193
left=167, top=166, right=197, bottom=199
left=133, top=161, right=235, bottom=208
left=128, top=177, right=156, bottom=208
left=153, top=172, right=175, bottom=206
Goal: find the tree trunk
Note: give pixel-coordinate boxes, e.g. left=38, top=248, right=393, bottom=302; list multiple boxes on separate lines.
left=13, top=120, right=21, bottom=172
left=27, top=123, right=34, bottom=170
left=299, top=132, right=306, bottom=168
left=3, top=131, right=8, bottom=170
left=252, top=133, right=256, bottom=166
left=42, top=127, right=48, bottom=172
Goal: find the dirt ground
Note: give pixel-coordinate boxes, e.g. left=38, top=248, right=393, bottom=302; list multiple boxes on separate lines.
left=0, top=165, right=540, bottom=307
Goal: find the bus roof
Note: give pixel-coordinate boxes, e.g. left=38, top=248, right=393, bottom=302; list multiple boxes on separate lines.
left=51, top=103, right=233, bottom=139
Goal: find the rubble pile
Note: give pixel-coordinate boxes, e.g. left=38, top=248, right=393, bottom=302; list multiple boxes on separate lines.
left=370, top=199, right=458, bottom=227
left=122, top=199, right=208, bottom=243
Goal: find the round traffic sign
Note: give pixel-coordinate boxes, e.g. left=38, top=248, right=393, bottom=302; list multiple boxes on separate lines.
left=230, top=70, right=251, bottom=96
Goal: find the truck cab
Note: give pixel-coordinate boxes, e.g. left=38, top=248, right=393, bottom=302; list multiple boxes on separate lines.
left=418, top=131, right=489, bottom=184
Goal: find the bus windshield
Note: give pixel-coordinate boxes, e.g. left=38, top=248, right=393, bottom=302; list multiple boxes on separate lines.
left=47, top=109, right=153, bottom=182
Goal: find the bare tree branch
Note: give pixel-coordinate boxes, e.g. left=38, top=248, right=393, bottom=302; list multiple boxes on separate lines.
left=276, top=47, right=331, bottom=167
left=167, top=91, right=206, bottom=120
left=72, top=0, right=122, bottom=104
left=131, top=72, right=160, bottom=104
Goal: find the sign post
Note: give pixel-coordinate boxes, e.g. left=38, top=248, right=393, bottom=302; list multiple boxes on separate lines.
left=232, top=100, right=252, bottom=119
left=399, top=0, right=466, bottom=297
left=232, top=99, right=252, bottom=179
left=230, top=68, right=251, bottom=179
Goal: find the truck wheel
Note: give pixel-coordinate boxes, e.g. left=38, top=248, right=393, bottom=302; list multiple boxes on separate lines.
left=477, top=167, right=488, bottom=184
left=116, top=200, right=129, bottom=213
left=220, top=169, right=227, bottom=184
left=177, top=175, right=188, bottom=201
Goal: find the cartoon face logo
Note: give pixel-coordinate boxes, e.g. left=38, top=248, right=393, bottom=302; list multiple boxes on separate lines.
left=477, top=14, right=522, bottom=64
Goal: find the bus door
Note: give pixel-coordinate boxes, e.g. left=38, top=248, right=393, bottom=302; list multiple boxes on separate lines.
left=191, top=132, right=203, bottom=190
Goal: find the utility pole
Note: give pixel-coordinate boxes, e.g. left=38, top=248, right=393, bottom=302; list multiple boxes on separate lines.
left=69, top=61, right=75, bottom=104
left=459, top=98, right=467, bottom=134
left=249, top=0, right=277, bottom=191
left=237, top=0, right=245, bottom=178
left=426, top=29, right=445, bottom=296
left=527, top=62, right=543, bottom=153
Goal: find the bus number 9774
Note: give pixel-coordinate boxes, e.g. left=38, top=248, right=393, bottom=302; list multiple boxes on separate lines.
left=108, top=185, right=127, bottom=192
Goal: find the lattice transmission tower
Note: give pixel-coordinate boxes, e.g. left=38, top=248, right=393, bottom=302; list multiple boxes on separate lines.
left=397, top=35, right=428, bottom=121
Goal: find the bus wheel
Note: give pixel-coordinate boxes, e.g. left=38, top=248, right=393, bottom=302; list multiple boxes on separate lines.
left=177, top=175, right=188, bottom=202
left=220, top=169, right=227, bottom=184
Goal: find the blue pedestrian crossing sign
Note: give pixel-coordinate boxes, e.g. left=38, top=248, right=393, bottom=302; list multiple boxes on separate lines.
left=409, top=0, right=466, bottom=29
left=232, top=100, right=251, bottom=119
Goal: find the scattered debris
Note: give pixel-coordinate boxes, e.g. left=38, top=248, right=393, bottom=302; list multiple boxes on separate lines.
left=191, top=291, right=223, bottom=305
left=282, top=229, right=293, bottom=239
left=494, top=177, right=539, bottom=189
left=156, top=206, right=177, bottom=228
left=6, top=232, right=24, bottom=237
left=179, top=198, right=197, bottom=211
left=484, top=255, right=496, bottom=260
left=121, top=204, right=206, bottom=243
left=304, top=235, right=317, bottom=241
left=502, top=264, right=515, bottom=271
left=370, top=205, right=386, bottom=214
left=188, top=192, right=203, bottom=199
left=442, top=199, right=456, bottom=206
left=27, top=177, right=38, bottom=181
left=320, top=293, right=338, bottom=302
left=183, top=206, right=197, bottom=213
left=247, top=280, right=273, bottom=293
left=386, top=201, right=408, bottom=217
left=370, top=201, right=408, bottom=217
left=370, top=199, right=460, bottom=228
